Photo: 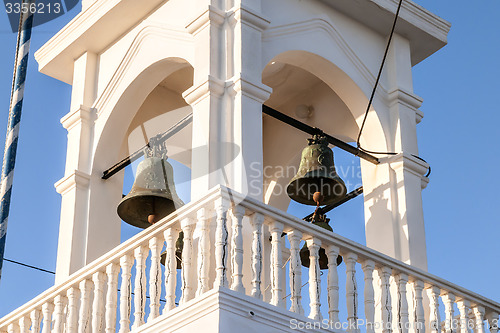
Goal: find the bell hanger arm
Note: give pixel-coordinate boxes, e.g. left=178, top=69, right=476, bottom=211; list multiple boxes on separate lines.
left=102, top=113, right=193, bottom=180
left=262, top=105, right=379, bottom=165
left=303, top=186, right=363, bottom=221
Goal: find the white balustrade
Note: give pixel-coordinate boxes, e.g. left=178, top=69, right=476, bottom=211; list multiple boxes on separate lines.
left=148, top=236, right=162, bottom=320
left=288, top=230, right=303, bottom=315
left=308, top=237, right=322, bottom=321
left=250, top=212, right=264, bottom=299
left=230, top=205, right=245, bottom=293
left=0, top=186, right=499, bottom=333
left=269, top=220, right=284, bottom=308
left=92, top=272, right=106, bottom=333
left=196, top=207, right=210, bottom=296
left=105, top=264, right=119, bottom=333
left=180, top=218, right=195, bottom=304
left=362, top=260, right=375, bottom=333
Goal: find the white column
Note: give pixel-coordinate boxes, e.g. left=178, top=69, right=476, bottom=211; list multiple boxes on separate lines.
left=442, top=293, right=456, bottom=333
left=132, top=246, right=148, bottom=330
left=380, top=267, right=393, bottom=333
left=457, top=300, right=471, bottom=333
left=363, top=260, right=376, bottom=333
left=473, top=306, right=486, bottom=333
left=363, top=34, right=429, bottom=271
left=250, top=212, right=264, bottom=299
left=230, top=205, right=245, bottom=293
left=148, top=236, right=162, bottom=320
left=30, top=309, right=41, bottom=333
left=397, top=274, right=410, bottom=333
left=119, top=255, right=133, bottom=333
left=288, top=230, right=303, bottom=315
left=163, top=228, right=179, bottom=313
left=427, top=287, right=441, bottom=333
left=486, top=312, right=499, bottom=333
left=54, top=51, right=106, bottom=283
left=18, top=317, right=30, bottom=333
left=105, top=263, right=119, bottom=333
left=180, top=218, right=195, bottom=304
left=307, top=238, right=322, bottom=321
left=78, top=280, right=93, bottom=333
left=92, top=271, right=106, bottom=333
left=346, top=253, right=359, bottom=333
left=214, top=197, right=229, bottom=288
left=269, top=220, right=284, bottom=308
left=196, top=207, right=211, bottom=296
left=412, top=280, right=425, bottom=333
left=53, top=295, right=67, bottom=333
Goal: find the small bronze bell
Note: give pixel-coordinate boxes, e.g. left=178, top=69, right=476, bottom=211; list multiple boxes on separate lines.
left=160, top=231, right=183, bottom=269
left=299, top=192, right=343, bottom=269
left=299, top=214, right=343, bottom=269
left=287, top=135, right=347, bottom=206
left=117, top=156, right=183, bottom=229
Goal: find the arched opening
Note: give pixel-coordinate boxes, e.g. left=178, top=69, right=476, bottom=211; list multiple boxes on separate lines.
left=86, top=58, right=194, bottom=261
left=261, top=50, right=386, bottom=244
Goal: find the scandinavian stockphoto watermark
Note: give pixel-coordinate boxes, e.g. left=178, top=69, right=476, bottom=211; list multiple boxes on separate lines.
left=290, top=318, right=425, bottom=331
left=3, top=0, right=79, bottom=32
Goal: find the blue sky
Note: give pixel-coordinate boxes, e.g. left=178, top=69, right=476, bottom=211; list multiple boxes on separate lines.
left=0, top=0, right=498, bottom=317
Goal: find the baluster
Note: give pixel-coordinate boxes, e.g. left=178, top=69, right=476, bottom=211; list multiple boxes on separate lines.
left=41, top=301, right=54, bottom=333
left=92, top=272, right=106, bottom=333
left=346, top=253, right=358, bottom=333
left=132, top=245, right=148, bottom=330
left=148, top=236, right=162, bottom=320
left=307, top=238, right=322, bottom=321
left=105, top=264, right=119, bottom=333
left=380, top=267, right=393, bottom=333
left=230, top=205, right=245, bottom=293
left=288, top=230, right=303, bottom=315
left=486, top=312, right=499, bottom=333
left=473, top=306, right=486, bottom=333
left=196, top=207, right=211, bottom=296
left=269, top=221, right=284, bottom=308
left=7, top=323, right=18, bottom=333
left=118, top=254, right=133, bottom=333
left=53, top=295, right=67, bottom=333
left=214, top=198, right=229, bottom=288
left=362, top=260, right=375, bottom=333
left=442, top=293, right=456, bottom=333
left=326, top=245, right=340, bottom=324
left=163, top=228, right=179, bottom=313
left=180, top=218, right=195, bottom=304
left=427, top=287, right=442, bottom=333
left=30, top=309, right=42, bottom=333
left=457, top=300, right=471, bottom=333
left=250, top=212, right=264, bottom=299
left=412, top=280, right=425, bottom=333
left=18, top=317, right=30, bottom=333
left=67, top=287, right=80, bottom=333
left=397, top=274, right=410, bottom=333
left=78, top=279, right=93, bottom=333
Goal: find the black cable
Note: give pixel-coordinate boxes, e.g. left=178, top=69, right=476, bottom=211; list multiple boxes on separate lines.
left=356, top=0, right=404, bottom=154
left=4, top=258, right=55, bottom=275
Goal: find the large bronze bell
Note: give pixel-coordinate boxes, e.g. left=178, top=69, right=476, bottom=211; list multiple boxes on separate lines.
left=299, top=214, right=343, bottom=269
left=117, top=156, right=184, bottom=229
left=287, top=135, right=347, bottom=206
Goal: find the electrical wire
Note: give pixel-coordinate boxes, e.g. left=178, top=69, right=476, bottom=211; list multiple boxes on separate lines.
left=4, top=258, right=55, bottom=275
left=356, top=0, right=403, bottom=155
left=354, top=0, right=431, bottom=177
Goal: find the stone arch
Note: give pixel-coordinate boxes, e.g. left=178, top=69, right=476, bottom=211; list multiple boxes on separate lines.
left=261, top=49, right=390, bottom=211
left=84, top=37, right=195, bottom=262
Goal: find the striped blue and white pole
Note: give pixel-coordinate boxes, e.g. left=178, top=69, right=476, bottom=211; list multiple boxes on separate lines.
left=0, top=0, right=36, bottom=283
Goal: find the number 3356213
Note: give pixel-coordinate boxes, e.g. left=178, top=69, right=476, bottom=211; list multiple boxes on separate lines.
left=5, top=2, right=61, bottom=14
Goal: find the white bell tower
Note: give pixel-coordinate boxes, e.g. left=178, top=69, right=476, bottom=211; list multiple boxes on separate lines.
left=32, top=0, right=450, bottom=330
